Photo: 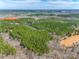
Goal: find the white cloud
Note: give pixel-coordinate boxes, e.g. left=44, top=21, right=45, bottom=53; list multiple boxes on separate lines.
left=0, top=0, right=79, bottom=9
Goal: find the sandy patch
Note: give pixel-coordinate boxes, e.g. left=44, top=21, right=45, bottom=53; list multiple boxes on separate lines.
left=60, top=35, right=79, bottom=47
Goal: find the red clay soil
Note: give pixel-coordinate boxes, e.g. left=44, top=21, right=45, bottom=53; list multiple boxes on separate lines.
left=0, top=18, right=17, bottom=20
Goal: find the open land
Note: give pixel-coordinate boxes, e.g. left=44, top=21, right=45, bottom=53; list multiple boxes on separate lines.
left=0, top=10, right=79, bottom=59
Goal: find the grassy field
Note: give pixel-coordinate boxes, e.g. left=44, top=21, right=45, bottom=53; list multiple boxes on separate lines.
left=0, top=17, right=79, bottom=55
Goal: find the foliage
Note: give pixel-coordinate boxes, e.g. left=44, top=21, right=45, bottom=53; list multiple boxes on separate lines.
left=9, top=25, right=52, bottom=55
left=0, top=37, right=16, bottom=55
left=0, top=18, right=79, bottom=55
left=32, top=19, right=74, bottom=35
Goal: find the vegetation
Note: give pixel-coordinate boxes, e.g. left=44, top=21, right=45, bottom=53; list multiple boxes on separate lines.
left=8, top=25, right=52, bottom=55
left=0, top=37, right=16, bottom=55
left=0, top=17, right=79, bottom=55
left=32, top=18, right=75, bottom=35
left=57, top=14, right=79, bottom=18
left=28, top=13, right=54, bottom=16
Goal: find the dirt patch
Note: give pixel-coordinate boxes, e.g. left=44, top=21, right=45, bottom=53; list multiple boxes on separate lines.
left=0, top=33, right=28, bottom=59
left=0, top=18, right=17, bottom=20
left=60, top=35, right=79, bottom=47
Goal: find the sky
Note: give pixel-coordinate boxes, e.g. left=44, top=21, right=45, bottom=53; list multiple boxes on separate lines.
left=0, top=0, right=79, bottom=9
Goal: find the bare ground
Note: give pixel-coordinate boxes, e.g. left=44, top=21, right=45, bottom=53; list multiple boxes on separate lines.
left=0, top=33, right=54, bottom=59
left=0, top=33, right=79, bottom=59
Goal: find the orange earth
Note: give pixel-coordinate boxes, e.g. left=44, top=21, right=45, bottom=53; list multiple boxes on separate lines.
left=60, top=35, right=79, bottom=47
left=0, top=18, right=17, bottom=20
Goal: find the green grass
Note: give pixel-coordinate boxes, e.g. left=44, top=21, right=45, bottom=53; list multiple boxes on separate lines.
left=0, top=17, right=79, bottom=55
left=9, top=25, right=52, bottom=55
left=0, top=37, right=16, bottom=55
left=32, top=19, right=74, bottom=35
